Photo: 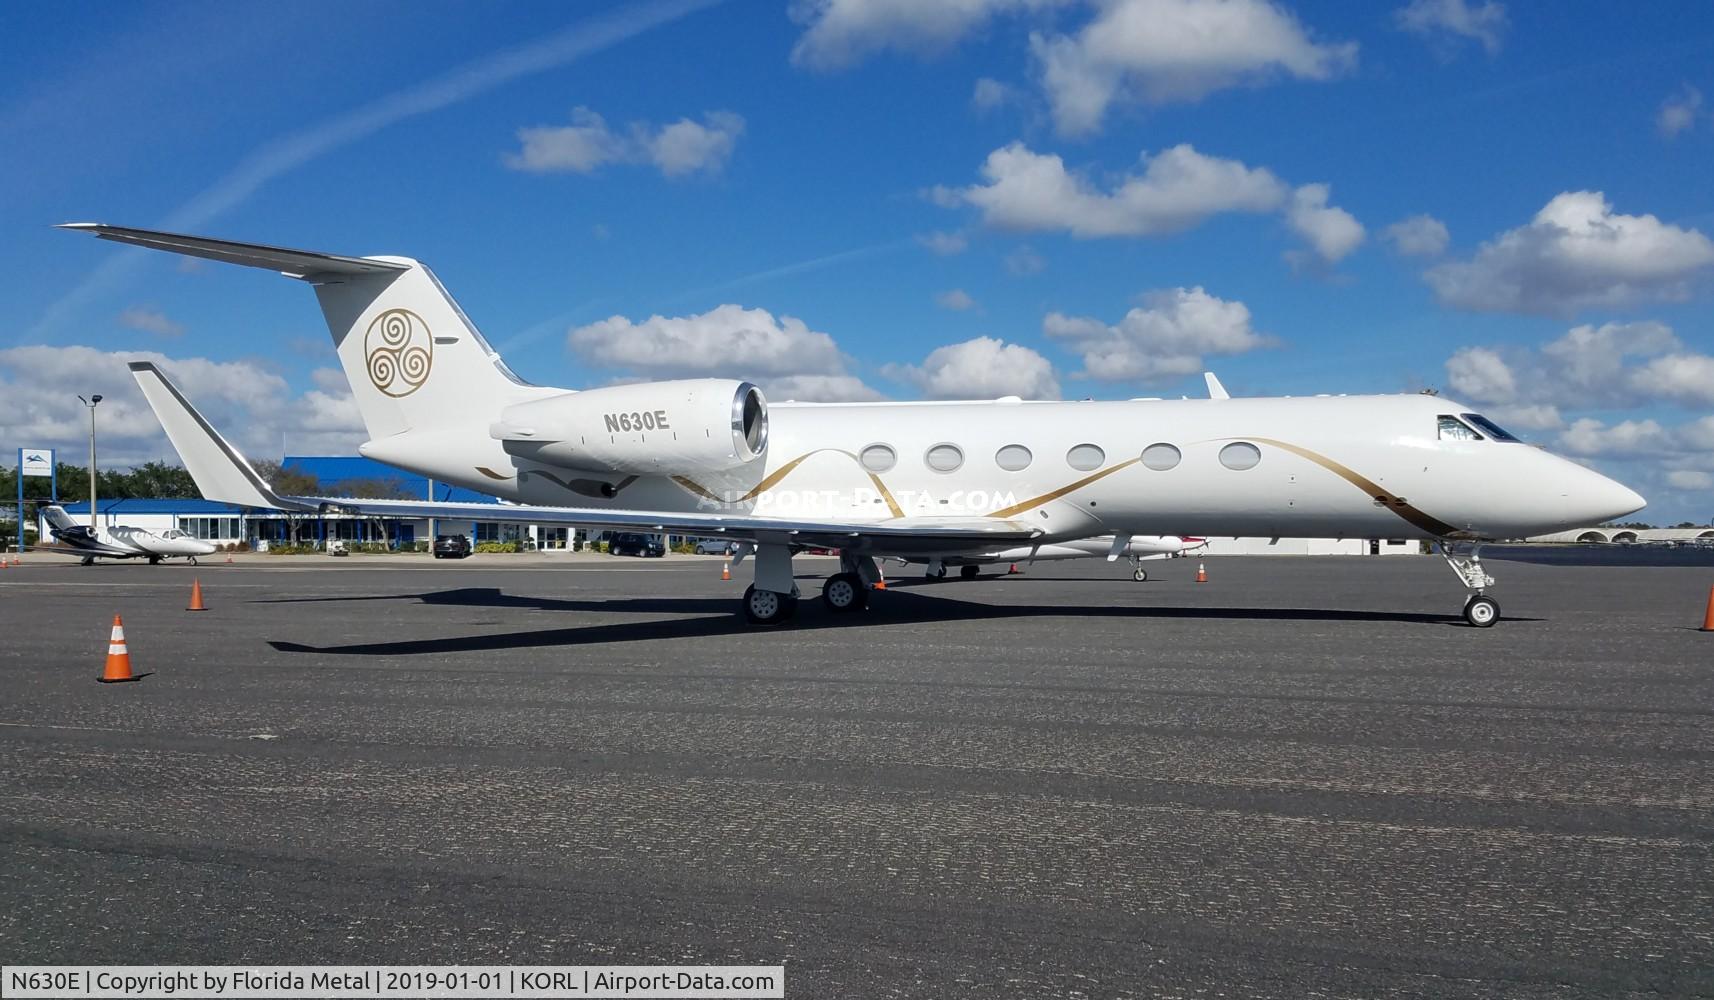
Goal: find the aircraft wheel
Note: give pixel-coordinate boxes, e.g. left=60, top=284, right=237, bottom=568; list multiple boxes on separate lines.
left=960, top=565, right=979, bottom=580
left=1463, top=595, right=1499, bottom=628
left=744, top=584, right=797, bottom=626
left=821, top=573, right=868, bottom=613
left=1132, top=567, right=1147, bottom=582
left=81, top=556, right=94, bottom=566
left=149, top=555, right=162, bottom=565
left=188, top=556, right=198, bottom=566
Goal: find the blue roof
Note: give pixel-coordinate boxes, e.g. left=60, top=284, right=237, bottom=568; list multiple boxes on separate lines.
left=283, top=456, right=502, bottom=503
left=59, top=498, right=245, bottom=515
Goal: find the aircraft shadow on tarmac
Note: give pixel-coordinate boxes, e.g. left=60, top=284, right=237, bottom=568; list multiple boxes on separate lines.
left=260, top=586, right=1521, bottom=656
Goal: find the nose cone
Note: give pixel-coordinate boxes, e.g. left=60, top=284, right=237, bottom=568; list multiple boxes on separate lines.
left=1571, top=464, right=1647, bottom=525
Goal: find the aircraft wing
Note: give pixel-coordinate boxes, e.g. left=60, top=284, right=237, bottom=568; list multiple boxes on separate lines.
left=130, top=362, right=1042, bottom=555
left=36, top=541, right=141, bottom=559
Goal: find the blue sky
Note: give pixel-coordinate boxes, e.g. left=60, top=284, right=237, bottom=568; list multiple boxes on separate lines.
left=2, top=0, right=1711, bottom=522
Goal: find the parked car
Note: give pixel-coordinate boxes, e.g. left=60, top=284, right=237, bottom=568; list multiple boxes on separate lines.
left=433, top=534, right=472, bottom=559
left=608, top=532, right=665, bottom=557
left=693, top=538, right=737, bottom=555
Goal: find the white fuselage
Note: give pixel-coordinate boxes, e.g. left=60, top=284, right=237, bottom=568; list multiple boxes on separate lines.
left=106, top=526, right=219, bottom=559
left=360, top=392, right=1644, bottom=551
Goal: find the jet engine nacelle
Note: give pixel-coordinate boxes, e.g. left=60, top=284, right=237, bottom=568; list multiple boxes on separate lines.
left=491, top=379, right=768, bottom=475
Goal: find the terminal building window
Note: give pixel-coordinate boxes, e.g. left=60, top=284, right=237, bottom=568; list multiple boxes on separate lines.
left=178, top=516, right=241, bottom=539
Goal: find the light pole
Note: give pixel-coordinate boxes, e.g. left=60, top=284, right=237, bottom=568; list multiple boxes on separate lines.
left=77, top=394, right=102, bottom=531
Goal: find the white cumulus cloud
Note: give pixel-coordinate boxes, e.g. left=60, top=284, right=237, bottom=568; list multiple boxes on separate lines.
left=885, top=336, right=1061, bottom=399
left=1666, top=469, right=1713, bottom=490
left=1031, top=0, right=1357, bottom=135
left=1424, top=191, right=1714, bottom=314
left=789, top=0, right=1067, bottom=70
left=1657, top=84, right=1704, bottom=138
left=1557, top=417, right=1673, bottom=457
left=936, top=289, right=978, bottom=311
left=1395, top=0, right=1508, bottom=56
left=944, top=142, right=1287, bottom=238
left=118, top=306, right=185, bottom=338
left=0, top=345, right=364, bottom=467
left=1283, top=183, right=1365, bottom=263
left=765, top=374, right=886, bottom=402
left=916, top=230, right=970, bottom=255
left=505, top=107, right=744, bottom=178
left=1382, top=214, right=1450, bottom=257
left=569, top=304, right=847, bottom=378
left=1045, top=286, right=1268, bottom=382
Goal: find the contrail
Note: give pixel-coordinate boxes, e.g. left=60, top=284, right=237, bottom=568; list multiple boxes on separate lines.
left=27, top=0, right=716, bottom=342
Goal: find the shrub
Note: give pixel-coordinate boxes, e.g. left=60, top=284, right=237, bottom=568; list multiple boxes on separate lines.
left=475, top=541, right=519, bottom=554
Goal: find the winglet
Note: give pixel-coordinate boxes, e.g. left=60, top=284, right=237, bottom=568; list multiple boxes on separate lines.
left=128, top=362, right=311, bottom=511
left=1204, top=372, right=1230, bottom=400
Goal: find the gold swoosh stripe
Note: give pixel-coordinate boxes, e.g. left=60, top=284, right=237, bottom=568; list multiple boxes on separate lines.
left=475, top=466, right=511, bottom=481
left=987, top=459, right=1140, bottom=519
left=1247, top=437, right=1460, bottom=537
left=673, top=450, right=907, bottom=519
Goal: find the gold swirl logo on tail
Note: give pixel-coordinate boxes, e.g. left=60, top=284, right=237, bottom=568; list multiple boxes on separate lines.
left=363, top=308, right=433, bottom=397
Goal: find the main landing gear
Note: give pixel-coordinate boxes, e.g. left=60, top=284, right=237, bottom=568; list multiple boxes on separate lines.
left=1438, top=541, right=1500, bottom=627
left=741, top=544, right=881, bottom=625
left=743, top=584, right=798, bottom=626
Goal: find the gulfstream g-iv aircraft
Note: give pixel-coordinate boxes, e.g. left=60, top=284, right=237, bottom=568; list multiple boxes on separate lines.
left=65, top=223, right=1646, bottom=627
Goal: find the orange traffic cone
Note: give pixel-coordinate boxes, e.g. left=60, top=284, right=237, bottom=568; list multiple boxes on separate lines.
left=98, top=615, right=147, bottom=683
left=1195, top=562, right=1208, bottom=583
left=874, top=567, right=887, bottom=591
left=721, top=561, right=731, bottom=581
left=187, top=579, right=207, bottom=612
left=1701, top=586, right=1714, bottom=632
left=1008, top=563, right=1020, bottom=575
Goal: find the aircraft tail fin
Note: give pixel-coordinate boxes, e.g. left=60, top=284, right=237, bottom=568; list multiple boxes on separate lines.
left=41, top=505, right=78, bottom=533
left=63, top=223, right=547, bottom=443
left=129, top=362, right=306, bottom=511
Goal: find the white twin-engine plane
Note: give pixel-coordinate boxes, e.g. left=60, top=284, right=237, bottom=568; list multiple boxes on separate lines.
left=64, top=223, right=1646, bottom=628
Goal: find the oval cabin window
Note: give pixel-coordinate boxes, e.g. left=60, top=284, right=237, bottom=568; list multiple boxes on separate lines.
left=860, top=444, right=896, bottom=473
left=1066, top=443, right=1105, bottom=471
left=1141, top=443, right=1181, bottom=471
left=1219, top=442, right=1262, bottom=471
left=995, top=444, right=1033, bottom=471
left=925, top=443, right=965, bottom=473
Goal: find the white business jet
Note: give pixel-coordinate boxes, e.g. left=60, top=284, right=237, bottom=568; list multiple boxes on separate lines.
left=64, top=224, right=1645, bottom=627
left=39, top=504, right=219, bottom=565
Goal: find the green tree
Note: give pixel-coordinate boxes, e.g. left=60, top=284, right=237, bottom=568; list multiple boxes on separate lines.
left=254, top=460, right=322, bottom=494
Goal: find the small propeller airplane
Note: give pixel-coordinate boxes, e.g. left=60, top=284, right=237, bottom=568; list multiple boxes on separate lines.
left=64, top=223, right=1647, bottom=627
left=38, top=504, right=218, bottom=566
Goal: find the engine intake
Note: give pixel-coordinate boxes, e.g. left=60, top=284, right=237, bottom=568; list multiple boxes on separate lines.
left=491, top=379, right=767, bottom=475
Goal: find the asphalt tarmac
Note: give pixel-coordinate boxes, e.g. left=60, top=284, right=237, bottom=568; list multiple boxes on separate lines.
left=2, top=553, right=1711, bottom=998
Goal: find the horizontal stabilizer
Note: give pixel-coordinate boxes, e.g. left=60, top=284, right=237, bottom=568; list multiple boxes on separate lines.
left=57, top=223, right=407, bottom=278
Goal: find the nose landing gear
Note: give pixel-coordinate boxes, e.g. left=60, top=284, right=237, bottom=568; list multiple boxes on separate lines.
left=1438, top=541, right=1500, bottom=627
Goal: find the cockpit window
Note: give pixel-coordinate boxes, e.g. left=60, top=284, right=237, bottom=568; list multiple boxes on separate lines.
left=1437, top=415, right=1483, bottom=441
left=1462, top=413, right=1520, bottom=442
